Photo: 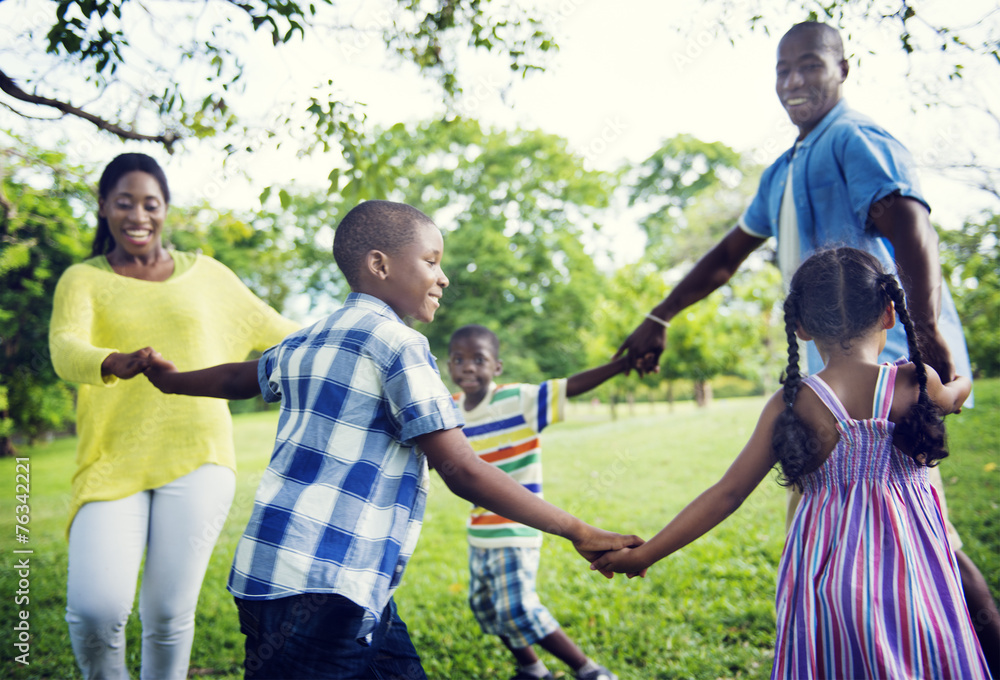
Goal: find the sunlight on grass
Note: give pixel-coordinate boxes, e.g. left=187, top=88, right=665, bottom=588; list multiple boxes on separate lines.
left=2, top=385, right=997, bottom=679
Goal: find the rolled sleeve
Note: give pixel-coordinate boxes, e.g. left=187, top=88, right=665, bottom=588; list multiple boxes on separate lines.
left=258, top=348, right=282, bottom=403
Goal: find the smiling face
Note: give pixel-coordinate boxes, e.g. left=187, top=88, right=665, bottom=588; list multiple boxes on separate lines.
left=447, top=333, right=502, bottom=406
left=380, top=222, right=449, bottom=324
left=776, top=25, right=848, bottom=140
left=99, top=170, right=168, bottom=259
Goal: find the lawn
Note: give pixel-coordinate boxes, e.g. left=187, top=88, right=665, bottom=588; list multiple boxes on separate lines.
left=2, top=381, right=998, bottom=679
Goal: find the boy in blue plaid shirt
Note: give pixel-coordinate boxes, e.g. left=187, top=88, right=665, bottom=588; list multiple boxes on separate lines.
left=146, top=200, right=641, bottom=679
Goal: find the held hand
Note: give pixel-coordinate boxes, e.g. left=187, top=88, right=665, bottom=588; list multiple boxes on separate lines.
left=614, top=319, right=666, bottom=377
left=144, top=353, right=180, bottom=393
left=589, top=546, right=650, bottom=579
left=102, top=347, right=156, bottom=380
left=572, top=526, right=644, bottom=579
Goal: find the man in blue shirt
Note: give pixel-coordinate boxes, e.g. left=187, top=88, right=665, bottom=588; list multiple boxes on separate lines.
left=617, top=22, right=998, bottom=672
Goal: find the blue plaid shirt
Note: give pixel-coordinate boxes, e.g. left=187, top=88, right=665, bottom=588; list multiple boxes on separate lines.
left=228, top=293, right=463, bottom=636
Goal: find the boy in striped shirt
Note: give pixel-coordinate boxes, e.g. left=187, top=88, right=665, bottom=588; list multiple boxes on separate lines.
left=447, top=324, right=628, bottom=680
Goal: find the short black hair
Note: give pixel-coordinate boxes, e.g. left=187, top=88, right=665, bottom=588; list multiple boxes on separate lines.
left=781, top=21, right=845, bottom=61
left=333, top=200, right=435, bottom=289
left=449, top=324, right=500, bottom=357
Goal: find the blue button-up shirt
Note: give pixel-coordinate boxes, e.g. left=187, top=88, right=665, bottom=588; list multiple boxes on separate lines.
left=228, top=293, right=463, bottom=637
left=739, top=99, right=972, bottom=388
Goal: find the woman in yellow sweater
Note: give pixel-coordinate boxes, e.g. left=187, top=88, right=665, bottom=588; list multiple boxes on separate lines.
left=49, top=153, right=300, bottom=679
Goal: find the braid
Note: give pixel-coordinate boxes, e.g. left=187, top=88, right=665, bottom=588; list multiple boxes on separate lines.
left=772, top=292, right=815, bottom=489
left=881, top=275, right=948, bottom=465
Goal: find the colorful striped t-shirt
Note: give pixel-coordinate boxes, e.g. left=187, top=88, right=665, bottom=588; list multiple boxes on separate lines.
left=455, top=380, right=567, bottom=548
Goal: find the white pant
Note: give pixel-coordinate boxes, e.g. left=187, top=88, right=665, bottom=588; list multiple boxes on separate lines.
left=66, top=464, right=236, bottom=680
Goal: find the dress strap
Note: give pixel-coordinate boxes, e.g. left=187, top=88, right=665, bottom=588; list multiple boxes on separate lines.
left=873, top=362, right=898, bottom=421
left=801, top=374, right=851, bottom=422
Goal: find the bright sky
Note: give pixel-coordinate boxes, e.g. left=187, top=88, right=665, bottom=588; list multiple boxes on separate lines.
left=5, top=0, right=999, bottom=267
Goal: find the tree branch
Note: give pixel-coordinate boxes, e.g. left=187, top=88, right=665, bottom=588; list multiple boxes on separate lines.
left=0, top=68, right=180, bottom=153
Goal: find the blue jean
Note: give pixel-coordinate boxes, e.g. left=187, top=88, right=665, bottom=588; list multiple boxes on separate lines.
left=236, top=594, right=426, bottom=680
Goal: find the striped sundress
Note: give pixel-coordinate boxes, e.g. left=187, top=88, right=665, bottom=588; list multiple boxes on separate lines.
left=772, top=363, right=989, bottom=679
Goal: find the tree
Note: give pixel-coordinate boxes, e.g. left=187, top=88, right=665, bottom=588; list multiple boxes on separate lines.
left=628, top=134, right=758, bottom=269
left=0, top=137, right=93, bottom=454
left=938, top=214, right=1000, bottom=377
left=330, top=117, right=613, bottom=382
left=1, top=0, right=556, bottom=154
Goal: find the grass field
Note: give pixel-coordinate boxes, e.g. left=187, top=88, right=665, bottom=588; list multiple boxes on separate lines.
left=2, top=381, right=998, bottom=679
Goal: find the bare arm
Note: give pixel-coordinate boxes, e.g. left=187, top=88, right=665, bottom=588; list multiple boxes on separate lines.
left=566, top=356, right=629, bottom=398
left=145, top=356, right=262, bottom=400
left=616, top=227, right=765, bottom=375
left=870, top=195, right=955, bottom=381
left=590, top=391, right=783, bottom=575
left=418, top=427, right=643, bottom=560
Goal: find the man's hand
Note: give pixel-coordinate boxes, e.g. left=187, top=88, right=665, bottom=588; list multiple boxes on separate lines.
left=614, top=319, right=665, bottom=377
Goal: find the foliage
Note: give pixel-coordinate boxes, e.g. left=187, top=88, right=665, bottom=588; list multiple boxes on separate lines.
left=1, top=0, right=556, bottom=153
left=939, top=213, right=1000, bottom=377
left=336, top=117, right=613, bottom=382
left=4, top=381, right=998, bottom=678
left=0, top=137, right=93, bottom=453
left=629, top=134, right=750, bottom=268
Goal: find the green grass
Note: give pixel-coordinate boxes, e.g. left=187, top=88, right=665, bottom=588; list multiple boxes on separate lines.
left=2, top=382, right=998, bottom=679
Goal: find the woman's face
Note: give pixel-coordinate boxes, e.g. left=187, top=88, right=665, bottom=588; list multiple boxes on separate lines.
left=99, top=171, right=168, bottom=258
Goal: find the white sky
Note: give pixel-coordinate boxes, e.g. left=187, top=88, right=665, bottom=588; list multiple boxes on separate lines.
left=4, top=0, right=999, bottom=267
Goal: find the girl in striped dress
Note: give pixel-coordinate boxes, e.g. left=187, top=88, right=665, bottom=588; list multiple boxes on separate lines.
left=591, top=247, right=989, bottom=679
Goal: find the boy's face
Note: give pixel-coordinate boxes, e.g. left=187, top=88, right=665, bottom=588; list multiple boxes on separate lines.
left=381, top=223, right=449, bottom=323
left=775, top=28, right=847, bottom=139
left=447, top=335, right=502, bottom=400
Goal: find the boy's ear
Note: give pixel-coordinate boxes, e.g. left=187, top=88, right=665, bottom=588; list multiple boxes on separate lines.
left=365, top=249, right=390, bottom=280
left=494, top=359, right=503, bottom=377
left=881, top=302, right=896, bottom=330
left=795, top=324, right=812, bottom=342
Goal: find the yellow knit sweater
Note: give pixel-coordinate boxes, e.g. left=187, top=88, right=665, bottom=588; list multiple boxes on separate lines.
left=49, top=252, right=300, bottom=531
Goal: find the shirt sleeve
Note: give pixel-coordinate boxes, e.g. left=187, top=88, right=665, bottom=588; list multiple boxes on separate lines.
left=739, top=159, right=787, bottom=239
left=257, top=345, right=282, bottom=403
left=203, top=256, right=301, bottom=355
left=385, top=337, right=464, bottom=444
left=522, top=379, right=568, bottom=433
left=48, top=266, right=119, bottom=387
left=838, top=125, right=929, bottom=230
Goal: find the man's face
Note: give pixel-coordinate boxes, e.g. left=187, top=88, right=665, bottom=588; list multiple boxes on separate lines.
left=776, top=28, right=848, bottom=140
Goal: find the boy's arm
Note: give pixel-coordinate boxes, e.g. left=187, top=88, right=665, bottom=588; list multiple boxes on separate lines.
left=590, top=390, right=783, bottom=576
left=565, top=356, right=629, bottom=398
left=145, top=355, right=262, bottom=400
left=418, top=427, right=643, bottom=560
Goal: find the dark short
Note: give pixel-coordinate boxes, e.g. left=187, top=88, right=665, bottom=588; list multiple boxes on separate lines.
left=236, top=593, right=426, bottom=680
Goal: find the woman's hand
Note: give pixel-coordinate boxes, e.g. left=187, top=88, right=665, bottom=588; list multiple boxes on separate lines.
left=101, top=347, right=156, bottom=380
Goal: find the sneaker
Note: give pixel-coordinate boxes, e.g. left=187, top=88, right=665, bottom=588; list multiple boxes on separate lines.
left=577, top=666, right=618, bottom=680
left=509, top=672, right=555, bottom=680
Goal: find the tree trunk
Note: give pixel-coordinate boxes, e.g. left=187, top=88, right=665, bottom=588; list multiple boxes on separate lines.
left=694, top=380, right=713, bottom=408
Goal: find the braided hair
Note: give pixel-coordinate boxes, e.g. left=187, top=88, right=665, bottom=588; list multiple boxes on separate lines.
left=773, top=247, right=949, bottom=489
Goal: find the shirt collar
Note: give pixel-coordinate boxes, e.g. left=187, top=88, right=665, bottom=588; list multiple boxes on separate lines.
left=797, top=98, right=849, bottom=149
left=344, top=292, right=405, bottom=324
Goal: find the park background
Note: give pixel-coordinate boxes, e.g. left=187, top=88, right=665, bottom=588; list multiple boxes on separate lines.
left=1, top=0, right=998, bottom=678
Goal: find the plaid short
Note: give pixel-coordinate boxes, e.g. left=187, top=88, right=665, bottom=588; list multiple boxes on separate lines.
left=468, top=546, right=560, bottom=648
